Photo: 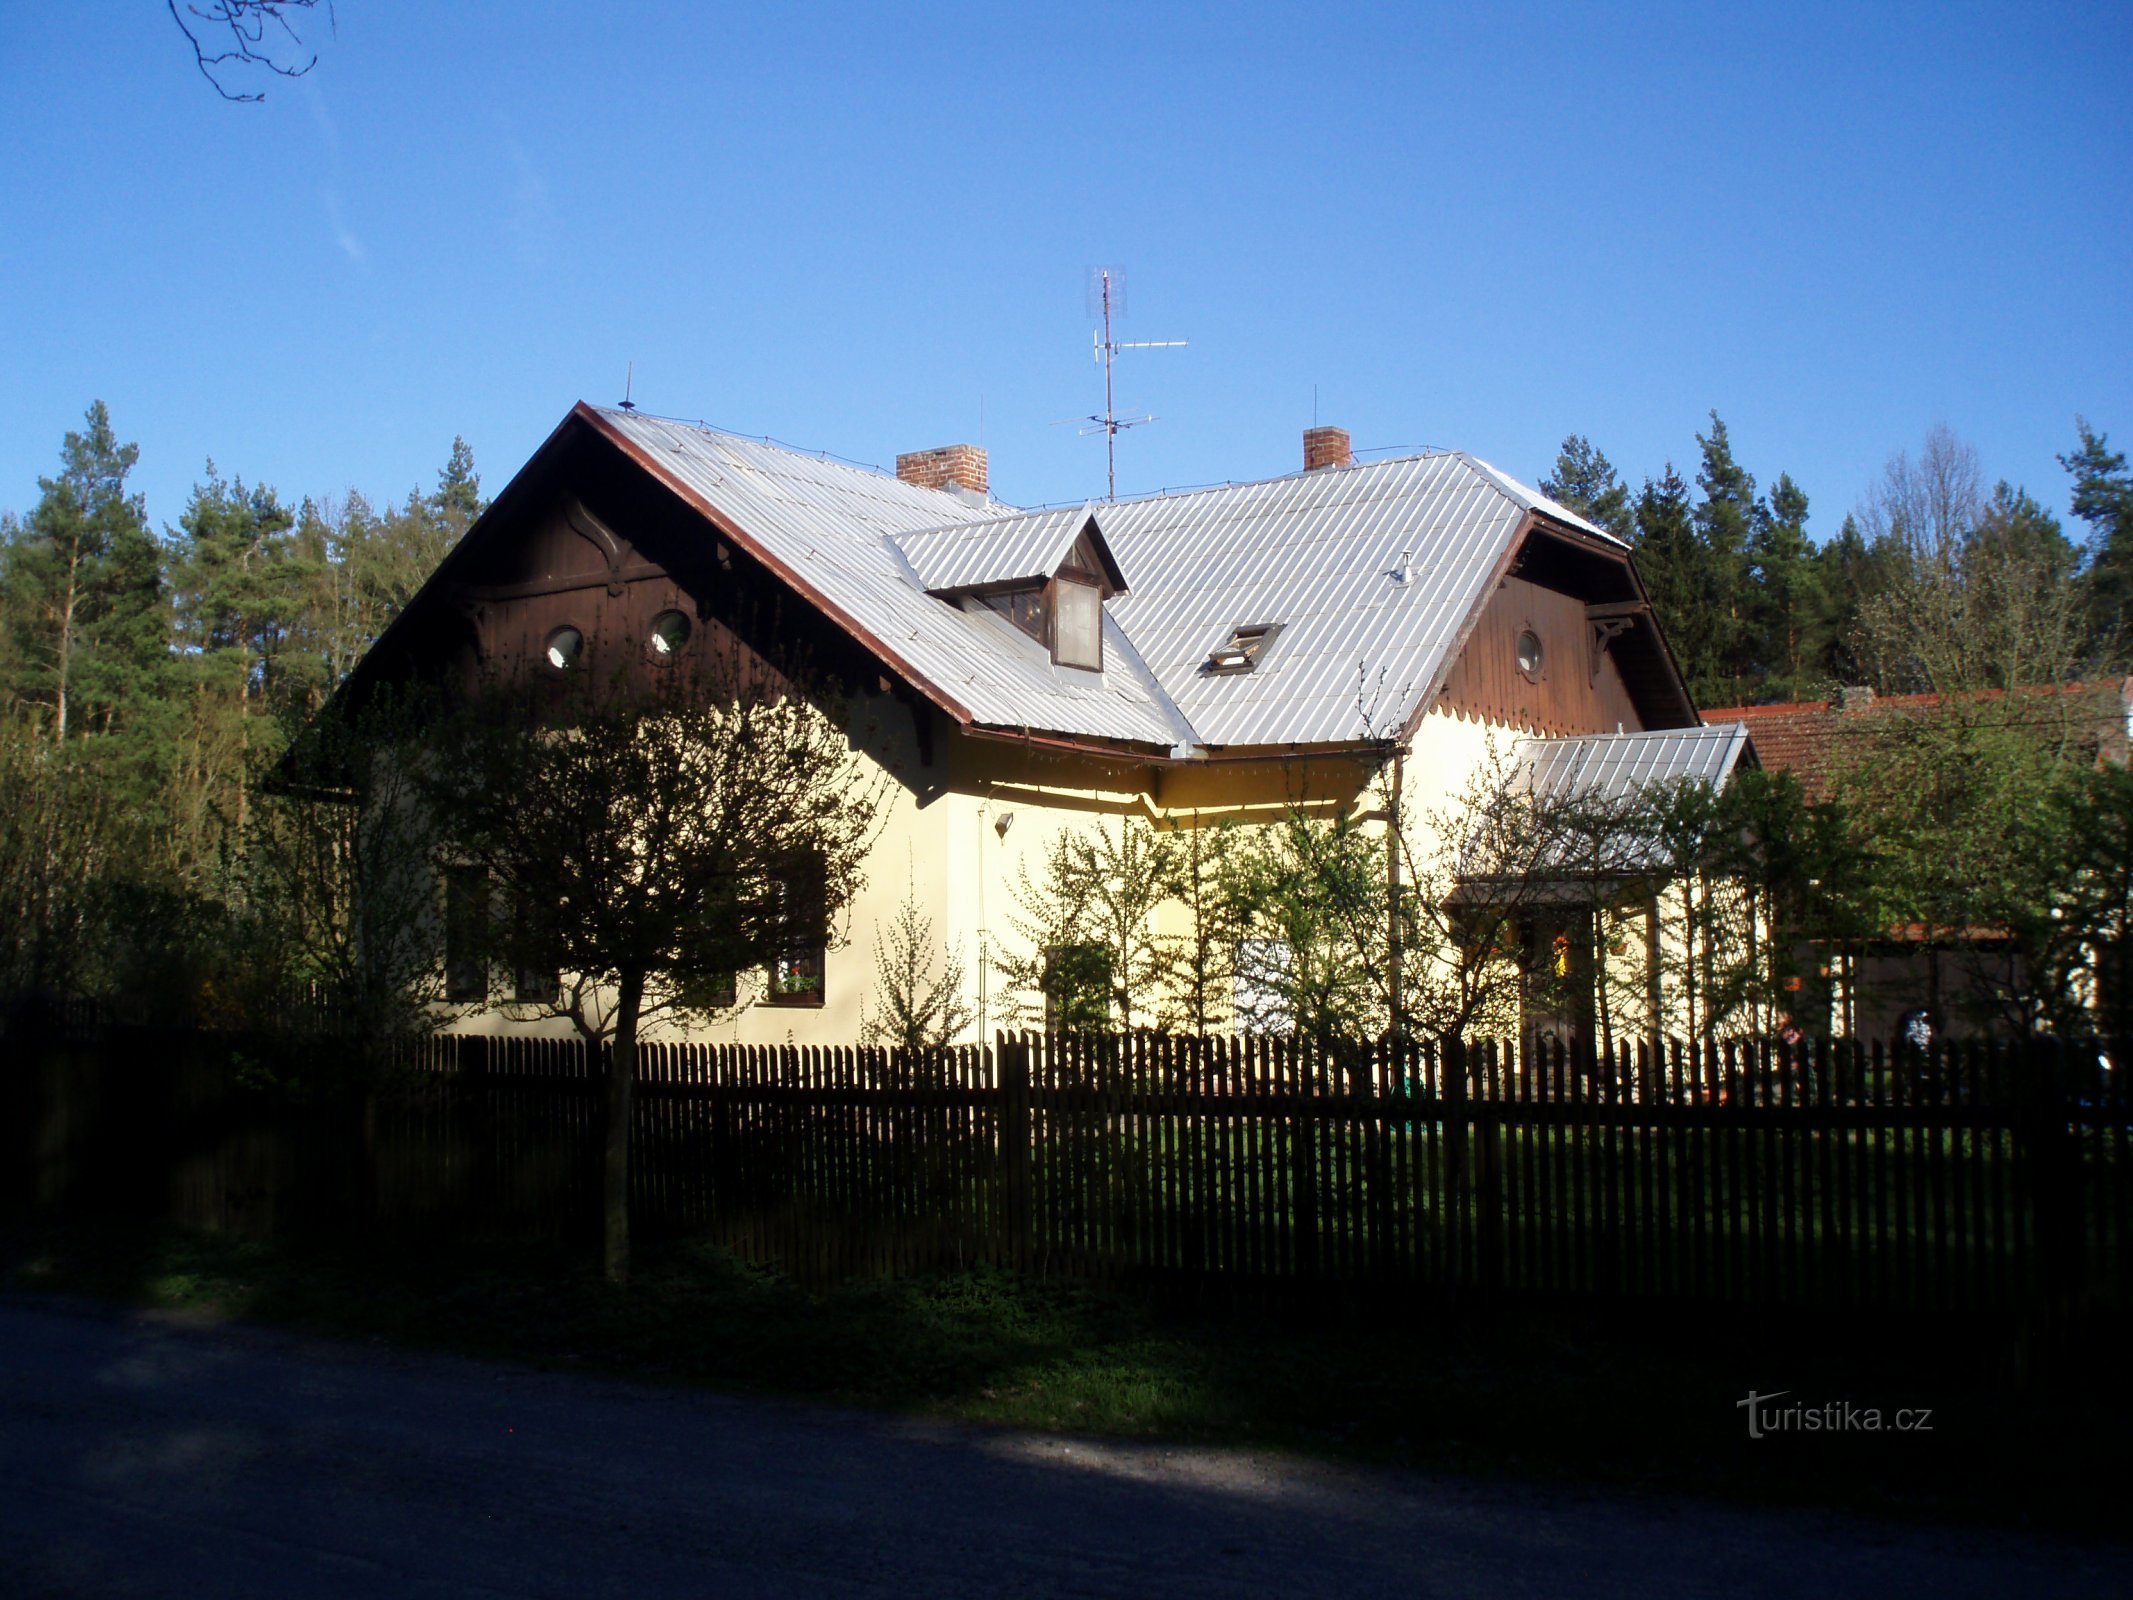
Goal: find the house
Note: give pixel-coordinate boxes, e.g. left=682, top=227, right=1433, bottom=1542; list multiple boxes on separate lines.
left=1701, top=680, right=2133, bottom=1039
left=343, top=402, right=1746, bottom=1044
left=1701, top=681, right=2133, bottom=804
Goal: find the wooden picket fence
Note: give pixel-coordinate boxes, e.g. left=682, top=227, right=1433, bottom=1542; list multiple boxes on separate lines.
left=9, top=1024, right=2128, bottom=1320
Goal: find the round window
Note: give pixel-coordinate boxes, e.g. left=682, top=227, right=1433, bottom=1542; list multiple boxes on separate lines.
left=545, top=627, right=583, bottom=672
left=1516, top=628, right=1544, bottom=680
left=647, top=610, right=692, bottom=663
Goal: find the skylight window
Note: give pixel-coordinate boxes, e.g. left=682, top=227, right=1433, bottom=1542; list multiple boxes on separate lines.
left=1203, top=622, right=1283, bottom=675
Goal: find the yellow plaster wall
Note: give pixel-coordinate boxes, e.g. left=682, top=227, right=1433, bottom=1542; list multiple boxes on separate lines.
left=449, top=695, right=1721, bottom=1048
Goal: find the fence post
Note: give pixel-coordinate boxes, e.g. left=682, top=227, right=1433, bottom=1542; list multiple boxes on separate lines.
left=705, top=1044, right=729, bottom=1227
left=1292, top=1037, right=1320, bottom=1281
left=1369, top=1036, right=1395, bottom=1285
left=2016, top=1035, right=2081, bottom=1381
left=1442, top=1036, right=1468, bottom=1292
left=461, top=1034, right=495, bottom=1224
left=1475, top=1042, right=1504, bottom=1297
left=998, top=1032, right=1032, bottom=1273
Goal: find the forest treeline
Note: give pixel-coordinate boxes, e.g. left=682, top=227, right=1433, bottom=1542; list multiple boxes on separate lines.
left=1541, top=412, right=2133, bottom=706
left=0, top=401, right=484, bottom=1010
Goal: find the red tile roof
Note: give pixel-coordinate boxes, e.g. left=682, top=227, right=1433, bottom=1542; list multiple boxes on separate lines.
left=1701, top=679, right=2132, bottom=800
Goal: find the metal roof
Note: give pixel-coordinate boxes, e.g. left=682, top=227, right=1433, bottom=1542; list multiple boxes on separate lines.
left=589, top=409, right=1183, bottom=749
left=1517, top=723, right=1751, bottom=807
left=1461, top=455, right=1615, bottom=543
left=1448, top=724, right=1752, bottom=885
left=1098, top=454, right=1582, bottom=747
left=892, top=505, right=1112, bottom=595
left=582, top=406, right=1636, bottom=754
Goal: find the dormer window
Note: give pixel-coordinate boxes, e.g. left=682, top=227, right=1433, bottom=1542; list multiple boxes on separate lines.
left=1204, top=622, right=1282, bottom=675
left=1000, top=587, right=1046, bottom=644
left=1053, top=575, right=1102, bottom=671
left=893, top=504, right=1127, bottom=677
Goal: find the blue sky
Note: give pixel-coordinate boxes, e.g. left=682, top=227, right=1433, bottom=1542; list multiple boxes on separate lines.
left=1, top=3, right=2126, bottom=541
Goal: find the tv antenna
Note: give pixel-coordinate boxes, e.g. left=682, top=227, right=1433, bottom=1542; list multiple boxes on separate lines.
left=618, top=361, right=637, bottom=411
left=1078, top=267, right=1185, bottom=500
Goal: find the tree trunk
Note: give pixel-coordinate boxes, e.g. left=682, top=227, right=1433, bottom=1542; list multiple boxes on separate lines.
left=55, top=549, right=80, bottom=741
left=605, top=968, right=645, bottom=1286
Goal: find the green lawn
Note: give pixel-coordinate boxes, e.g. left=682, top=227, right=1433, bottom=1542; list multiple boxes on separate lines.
left=2, top=1218, right=2121, bottom=1538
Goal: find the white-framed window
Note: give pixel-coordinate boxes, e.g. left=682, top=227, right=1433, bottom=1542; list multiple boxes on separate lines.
left=1052, top=577, right=1102, bottom=670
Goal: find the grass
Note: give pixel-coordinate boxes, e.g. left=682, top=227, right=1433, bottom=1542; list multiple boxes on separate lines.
left=2, top=1217, right=2124, bottom=1539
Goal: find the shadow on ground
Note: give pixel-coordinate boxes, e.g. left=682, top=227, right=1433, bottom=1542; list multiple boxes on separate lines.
left=0, top=1218, right=2123, bottom=1541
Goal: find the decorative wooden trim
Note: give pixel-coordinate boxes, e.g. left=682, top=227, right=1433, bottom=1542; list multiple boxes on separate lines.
left=457, top=559, right=710, bottom=606
left=1587, top=603, right=1644, bottom=685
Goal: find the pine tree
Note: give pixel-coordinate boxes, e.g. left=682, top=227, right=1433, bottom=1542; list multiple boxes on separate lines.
left=168, top=465, right=320, bottom=859
left=3, top=403, right=166, bottom=742
left=1691, top=412, right=1762, bottom=705
left=1539, top=435, right=1633, bottom=542
left=1813, top=513, right=1886, bottom=688
left=2061, top=418, right=2133, bottom=658
left=1960, top=482, right=2085, bottom=690
left=170, top=465, right=315, bottom=710
left=1632, top=464, right=1720, bottom=700
left=427, top=435, right=486, bottom=538
left=1747, top=471, right=1825, bottom=701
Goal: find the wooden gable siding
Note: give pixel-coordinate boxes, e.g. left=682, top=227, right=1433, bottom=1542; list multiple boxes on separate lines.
left=1436, top=574, right=1641, bottom=734
left=441, top=490, right=789, bottom=706
left=1061, top=525, right=1118, bottom=597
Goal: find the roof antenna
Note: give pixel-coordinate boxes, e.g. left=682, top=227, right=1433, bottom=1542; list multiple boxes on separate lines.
left=618, top=361, right=637, bottom=412
left=1073, top=267, right=1185, bottom=502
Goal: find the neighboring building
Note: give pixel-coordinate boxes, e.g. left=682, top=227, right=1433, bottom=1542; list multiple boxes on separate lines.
left=344, top=402, right=1745, bottom=1043
left=1701, top=681, right=2133, bottom=804
left=1702, top=681, right=2133, bottom=1040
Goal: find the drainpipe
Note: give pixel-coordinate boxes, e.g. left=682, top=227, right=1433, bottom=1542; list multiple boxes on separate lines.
left=1387, top=749, right=1405, bottom=1041
left=976, top=795, right=991, bottom=1043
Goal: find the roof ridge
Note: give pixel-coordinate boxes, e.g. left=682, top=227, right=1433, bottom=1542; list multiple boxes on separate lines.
left=588, top=403, right=1017, bottom=506
left=894, top=501, right=1096, bottom=542
left=1095, top=449, right=1457, bottom=510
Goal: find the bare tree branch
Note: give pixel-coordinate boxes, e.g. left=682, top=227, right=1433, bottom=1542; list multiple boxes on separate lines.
left=167, top=0, right=333, bottom=102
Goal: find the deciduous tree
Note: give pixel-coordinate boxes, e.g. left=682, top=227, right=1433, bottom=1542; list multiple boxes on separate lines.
left=412, top=665, right=884, bottom=1284
left=860, top=878, right=977, bottom=1056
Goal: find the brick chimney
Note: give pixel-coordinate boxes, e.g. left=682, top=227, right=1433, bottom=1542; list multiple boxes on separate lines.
left=1304, top=426, right=1352, bottom=472
left=896, top=444, right=988, bottom=498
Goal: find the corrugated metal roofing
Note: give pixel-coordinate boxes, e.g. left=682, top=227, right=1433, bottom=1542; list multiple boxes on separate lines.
left=1517, top=723, right=1750, bottom=806
left=1449, top=724, right=1751, bottom=883
left=584, top=406, right=1631, bottom=754
left=1098, top=455, right=1547, bottom=747
left=591, top=409, right=1183, bottom=748
left=1462, top=455, right=1616, bottom=543
left=892, top=505, right=1107, bottom=594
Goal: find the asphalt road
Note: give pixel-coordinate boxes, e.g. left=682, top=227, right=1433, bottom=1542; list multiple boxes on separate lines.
left=0, top=1296, right=2123, bottom=1599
